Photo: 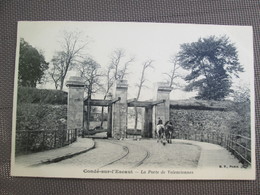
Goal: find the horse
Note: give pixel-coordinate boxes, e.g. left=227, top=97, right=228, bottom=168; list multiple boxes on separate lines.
left=156, top=124, right=167, bottom=145
left=164, top=121, right=174, bottom=144
left=155, top=121, right=174, bottom=145
left=155, top=121, right=174, bottom=144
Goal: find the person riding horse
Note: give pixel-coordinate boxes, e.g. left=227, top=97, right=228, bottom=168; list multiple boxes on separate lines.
left=156, top=118, right=174, bottom=144
left=156, top=118, right=166, bottom=144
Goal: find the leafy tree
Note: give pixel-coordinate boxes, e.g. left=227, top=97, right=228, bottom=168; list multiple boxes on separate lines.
left=178, top=35, right=244, bottom=100
left=232, top=83, right=250, bottom=103
left=18, top=38, right=48, bottom=87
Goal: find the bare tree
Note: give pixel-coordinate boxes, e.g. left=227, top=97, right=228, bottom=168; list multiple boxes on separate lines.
left=164, top=55, right=183, bottom=89
left=134, top=60, right=154, bottom=130
left=110, top=49, right=124, bottom=80
left=110, top=48, right=134, bottom=80
left=100, top=49, right=134, bottom=127
left=117, top=57, right=135, bottom=80
left=99, top=65, right=114, bottom=128
left=50, top=31, right=88, bottom=90
left=77, top=57, right=102, bottom=131
left=49, top=51, right=64, bottom=89
left=77, top=57, right=102, bottom=98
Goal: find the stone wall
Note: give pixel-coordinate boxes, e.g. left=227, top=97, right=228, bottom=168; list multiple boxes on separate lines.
left=169, top=101, right=250, bottom=137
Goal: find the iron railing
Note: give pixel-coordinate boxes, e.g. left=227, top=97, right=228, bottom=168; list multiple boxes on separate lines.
left=15, top=129, right=78, bottom=155
left=174, top=132, right=251, bottom=167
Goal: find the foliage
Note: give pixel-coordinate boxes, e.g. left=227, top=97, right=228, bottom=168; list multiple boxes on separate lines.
left=16, top=103, right=67, bottom=131
left=18, top=38, right=49, bottom=87
left=178, top=35, right=244, bottom=100
left=15, top=103, right=67, bottom=154
left=231, top=84, right=250, bottom=103
left=18, top=87, right=67, bottom=105
left=229, top=101, right=251, bottom=137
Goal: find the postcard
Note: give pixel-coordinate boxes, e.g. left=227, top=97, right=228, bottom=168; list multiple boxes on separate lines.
left=11, top=21, right=255, bottom=180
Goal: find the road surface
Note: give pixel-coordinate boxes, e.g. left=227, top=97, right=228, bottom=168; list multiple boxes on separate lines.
left=43, top=139, right=201, bottom=169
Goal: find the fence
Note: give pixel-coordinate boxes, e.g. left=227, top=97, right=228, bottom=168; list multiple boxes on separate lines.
left=174, top=131, right=251, bottom=167
left=15, top=129, right=78, bottom=155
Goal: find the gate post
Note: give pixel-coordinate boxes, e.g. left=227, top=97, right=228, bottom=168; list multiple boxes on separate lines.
left=66, top=76, right=85, bottom=135
left=153, top=82, right=172, bottom=137
left=112, top=80, right=128, bottom=139
left=143, top=105, right=153, bottom=138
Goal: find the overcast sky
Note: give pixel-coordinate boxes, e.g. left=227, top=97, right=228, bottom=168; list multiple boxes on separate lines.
left=16, top=21, right=253, bottom=100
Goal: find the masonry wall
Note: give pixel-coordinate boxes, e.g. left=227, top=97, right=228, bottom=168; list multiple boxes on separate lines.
left=169, top=102, right=250, bottom=138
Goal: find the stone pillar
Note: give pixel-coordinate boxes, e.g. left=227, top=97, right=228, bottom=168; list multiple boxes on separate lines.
left=112, top=80, right=128, bottom=139
left=107, top=93, right=113, bottom=138
left=153, top=82, right=172, bottom=137
left=107, top=106, right=112, bottom=137
left=66, top=76, right=85, bottom=131
left=143, top=105, right=153, bottom=138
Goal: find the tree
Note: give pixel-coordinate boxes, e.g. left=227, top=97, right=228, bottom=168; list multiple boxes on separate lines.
left=77, top=57, right=102, bottom=99
left=18, top=38, right=49, bottom=87
left=99, top=49, right=134, bottom=127
left=164, top=55, right=183, bottom=89
left=77, top=57, right=102, bottom=131
left=134, top=60, right=154, bottom=130
left=101, top=49, right=134, bottom=98
left=109, top=48, right=134, bottom=80
left=178, top=35, right=244, bottom=100
left=232, top=83, right=250, bottom=103
left=50, top=31, right=87, bottom=90
left=48, top=51, right=64, bottom=89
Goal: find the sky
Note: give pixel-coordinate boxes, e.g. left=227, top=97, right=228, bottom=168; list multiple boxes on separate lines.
left=16, top=21, right=254, bottom=100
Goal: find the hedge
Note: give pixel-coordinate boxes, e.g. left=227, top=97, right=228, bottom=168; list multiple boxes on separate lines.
left=18, top=87, right=67, bottom=105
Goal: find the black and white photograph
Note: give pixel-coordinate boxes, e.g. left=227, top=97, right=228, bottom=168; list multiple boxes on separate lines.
left=11, top=21, right=255, bottom=180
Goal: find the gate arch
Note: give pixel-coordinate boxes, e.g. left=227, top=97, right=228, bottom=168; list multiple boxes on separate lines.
left=66, top=77, right=172, bottom=139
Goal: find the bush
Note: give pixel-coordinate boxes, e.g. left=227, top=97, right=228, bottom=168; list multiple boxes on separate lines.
left=18, top=87, right=67, bottom=105
left=15, top=103, right=68, bottom=154
left=16, top=103, right=67, bottom=131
